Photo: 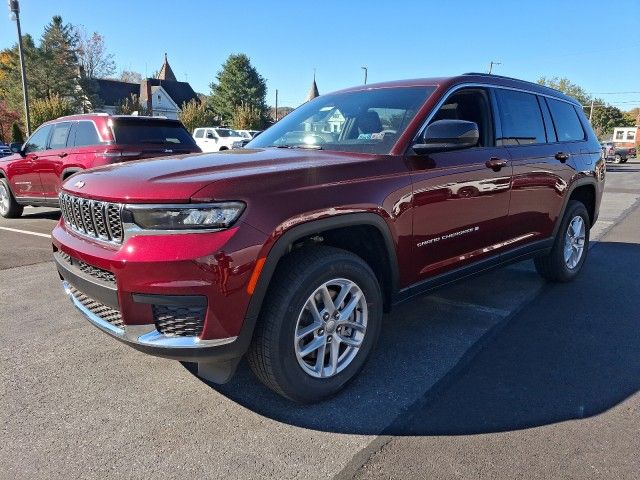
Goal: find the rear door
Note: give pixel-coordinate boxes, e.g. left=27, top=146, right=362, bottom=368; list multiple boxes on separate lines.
left=7, top=124, right=53, bottom=198
left=495, top=88, right=577, bottom=245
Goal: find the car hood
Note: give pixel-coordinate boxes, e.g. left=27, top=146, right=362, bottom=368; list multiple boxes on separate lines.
left=61, top=148, right=378, bottom=203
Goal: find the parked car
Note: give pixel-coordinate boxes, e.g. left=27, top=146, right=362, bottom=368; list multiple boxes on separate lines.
left=0, top=142, right=11, bottom=158
left=193, top=127, right=248, bottom=152
left=601, top=142, right=635, bottom=163
left=236, top=129, right=262, bottom=140
left=0, top=113, right=200, bottom=218
left=52, top=73, right=604, bottom=402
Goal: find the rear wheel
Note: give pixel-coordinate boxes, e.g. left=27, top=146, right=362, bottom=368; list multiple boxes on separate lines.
left=0, top=178, right=23, bottom=218
left=247, top=246, right=382, bottom=403
left=534, top=200, right=589, bottom=282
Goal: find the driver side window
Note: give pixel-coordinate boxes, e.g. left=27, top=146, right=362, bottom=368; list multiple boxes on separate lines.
left=24, top=124, right=53, bottom=153
left=429, top=89, right=494, bottom=148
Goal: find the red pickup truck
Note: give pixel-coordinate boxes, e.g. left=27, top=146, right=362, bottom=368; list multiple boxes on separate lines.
left=52, top=74, right=604, bottom=402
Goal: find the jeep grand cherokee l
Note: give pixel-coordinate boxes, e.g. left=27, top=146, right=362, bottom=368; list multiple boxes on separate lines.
left=52, top=74, right=604, bottom=403
left=0, top=114, right=200, bottom=218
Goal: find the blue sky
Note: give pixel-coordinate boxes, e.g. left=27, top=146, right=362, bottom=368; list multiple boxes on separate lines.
left=2, top=0, right=640, bottom=109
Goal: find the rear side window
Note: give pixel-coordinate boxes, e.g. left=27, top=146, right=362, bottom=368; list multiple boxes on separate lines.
left=494, top=89, right=546, bottom=145
left=74, top=121, right=101, bottom=147
left=111, top=119, right=197, bottom=146
left=194, top=129, right=204, bottom=138
left=49, top=122, right=72, bottom=149
left=546, top=98, right=585, bottom=142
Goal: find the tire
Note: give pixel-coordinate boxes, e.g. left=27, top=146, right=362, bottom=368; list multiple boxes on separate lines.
left=247, top=245, right=383, bottom=403
left=613, top=154, right=622, bottom=164
left=534, top=200, right=590, bottom=282
left=0, top=178, right=23, bottom=218
left=621, top=158, right=628, bottom=164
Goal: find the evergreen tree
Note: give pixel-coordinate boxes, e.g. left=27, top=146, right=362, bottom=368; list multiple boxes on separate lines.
left=11, top=122, right=24, bottom=144
left=39, top=16, right=80, bottom=102
left=209, top=54, right=268, bottom=127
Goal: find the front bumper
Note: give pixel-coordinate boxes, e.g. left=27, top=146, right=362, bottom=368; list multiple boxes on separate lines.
left=52, top=219, right=268, bottom=362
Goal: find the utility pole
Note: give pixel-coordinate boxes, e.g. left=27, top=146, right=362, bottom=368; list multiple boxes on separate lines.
left=588, top=98, right=595, bottom=123
left=361, top=66, right=368, bottom=85
left=275, top=89, right=279, bottom=122
left=8, top=0, right=31, bottom=136
left=488, top=61, right=501, bottom=74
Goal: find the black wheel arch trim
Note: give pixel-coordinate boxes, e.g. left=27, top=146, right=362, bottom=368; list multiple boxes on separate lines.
left=61, top=167, right=83, bottom=182
left=552, top=177, right=598, bottom=238
left=243, top=212, right=400, bottom=330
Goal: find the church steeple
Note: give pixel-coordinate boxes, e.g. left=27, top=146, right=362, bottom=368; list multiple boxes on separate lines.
left=305, top=70, right=319, bottom=102
left=157, top=52, right=177, bottom=81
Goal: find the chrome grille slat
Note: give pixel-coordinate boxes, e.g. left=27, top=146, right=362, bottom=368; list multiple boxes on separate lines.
left=59, top=193, right=124, bottom=244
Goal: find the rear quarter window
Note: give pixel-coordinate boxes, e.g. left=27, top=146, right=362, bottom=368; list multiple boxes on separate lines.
left=73, top=121, right=101, bottom=147
left=546, top=98, right=585, bottom=142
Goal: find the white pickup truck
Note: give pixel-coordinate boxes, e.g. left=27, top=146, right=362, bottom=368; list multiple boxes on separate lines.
left=193, top=127, right=247, bottom=152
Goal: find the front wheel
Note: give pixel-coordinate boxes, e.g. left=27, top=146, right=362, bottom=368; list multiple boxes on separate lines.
left=534, top=200, right=590, bottom=282
left=0, top=178, right=23, bottom=218
left=613, top=154, right=622, bottom=164
left=247, top=246, right=382, bottom=403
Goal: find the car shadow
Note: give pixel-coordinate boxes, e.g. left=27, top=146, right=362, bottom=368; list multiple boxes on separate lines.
left=186, top=240, right=639, bottom=436
left=21, top=209, right=61, bottom=220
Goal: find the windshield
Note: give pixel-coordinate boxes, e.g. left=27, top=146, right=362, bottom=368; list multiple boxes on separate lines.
left=216, top=128, right=241, bottom=137
left=248, top=86, right=435, bottom=154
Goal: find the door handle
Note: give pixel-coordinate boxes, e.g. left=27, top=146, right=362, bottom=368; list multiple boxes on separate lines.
left=58, top=152, right=68, bottom=158
left=485, top=157, right=508, bottom=171
left=555, top=151, right=570, bottom=162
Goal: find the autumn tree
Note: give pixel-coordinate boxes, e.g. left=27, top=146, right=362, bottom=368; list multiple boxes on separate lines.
left=179, top=99, right=216, bottom=133
left=232, top=103, right=262, bottom=130
left=11, top=122, right=24, bottom=143
left=209, top=54, right=268, bottom=127
left=30, top=94, right=75, bottom=130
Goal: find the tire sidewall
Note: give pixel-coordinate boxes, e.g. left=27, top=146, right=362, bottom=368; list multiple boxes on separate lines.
left=270, top=254, right=382, bottom=402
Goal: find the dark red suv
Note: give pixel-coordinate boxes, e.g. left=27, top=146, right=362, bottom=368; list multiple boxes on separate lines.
left=0, top=114, right=200, bottom=218
left=51, top=74, right=605, bottom=402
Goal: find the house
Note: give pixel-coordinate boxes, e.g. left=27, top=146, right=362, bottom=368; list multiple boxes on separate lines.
left=612, top=126, right=639, bottom=147
left=91, top=54, right=198, bottom=119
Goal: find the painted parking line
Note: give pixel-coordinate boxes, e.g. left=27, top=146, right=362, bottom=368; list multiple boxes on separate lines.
left=0, top=226, right=51, bottom=238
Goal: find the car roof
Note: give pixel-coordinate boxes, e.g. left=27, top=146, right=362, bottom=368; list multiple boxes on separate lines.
left=332, top=73, right=581, bottom=106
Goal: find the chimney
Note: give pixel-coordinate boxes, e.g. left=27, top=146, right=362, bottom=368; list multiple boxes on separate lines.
left=145, top=80, right=152, bottom=115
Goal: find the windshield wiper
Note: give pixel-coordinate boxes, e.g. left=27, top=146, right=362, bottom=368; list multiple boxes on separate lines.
left=273, top=144, right=323, bottom=150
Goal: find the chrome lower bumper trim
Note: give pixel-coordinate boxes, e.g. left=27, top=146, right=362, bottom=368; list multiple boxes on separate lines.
left=62, top=280, right=237, bottom=349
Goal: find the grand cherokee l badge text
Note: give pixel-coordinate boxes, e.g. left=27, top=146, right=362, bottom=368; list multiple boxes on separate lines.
left=417, top=226, right=480, bottom=247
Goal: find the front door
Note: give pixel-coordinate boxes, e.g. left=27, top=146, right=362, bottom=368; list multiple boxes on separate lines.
left=8, top=124, right=53, bottom=198
left=36, top=121, right=72, bottom=199
left=410, top=88, right=512, bottom=280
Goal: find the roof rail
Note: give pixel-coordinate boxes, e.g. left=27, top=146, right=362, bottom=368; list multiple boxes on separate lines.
left=59, top=112, right=110, bottom=119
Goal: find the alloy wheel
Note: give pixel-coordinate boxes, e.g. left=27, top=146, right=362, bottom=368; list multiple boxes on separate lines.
left=564, top=215, right=586, bottom=269
left=0, top=182, right=9, bottom=216
left=294, top=278, right=367, bottom=379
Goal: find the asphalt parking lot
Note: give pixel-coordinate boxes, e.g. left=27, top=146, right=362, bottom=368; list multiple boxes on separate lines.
left=1, top=159, right=639, bottom=480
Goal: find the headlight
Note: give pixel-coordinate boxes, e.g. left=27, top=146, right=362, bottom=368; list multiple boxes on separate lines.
left=126, top=202, right=245, bottom=230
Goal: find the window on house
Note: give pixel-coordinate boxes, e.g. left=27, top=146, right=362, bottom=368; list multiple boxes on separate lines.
left=627, top=131, right=635, bottom=141
left=615, top=131, right=624, bottom=140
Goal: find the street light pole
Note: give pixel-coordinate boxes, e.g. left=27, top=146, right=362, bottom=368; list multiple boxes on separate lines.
left=361, top=66, right=368, bottom=85
left=8, top=0, right=31, bottom=136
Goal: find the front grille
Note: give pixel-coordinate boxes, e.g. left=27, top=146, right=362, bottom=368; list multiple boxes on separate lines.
left=59, top=193, right=124, bottom=243
left=68, top=284, right=124, bottom=328
left=55, top=251, right=116, bottom=286
left=153, top=304, right=206, bottom=337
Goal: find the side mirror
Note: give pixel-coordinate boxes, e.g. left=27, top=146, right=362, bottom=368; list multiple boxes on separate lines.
left=413, top=119, right=479, bottom=154
left=10, top=144, right=24, bottom=155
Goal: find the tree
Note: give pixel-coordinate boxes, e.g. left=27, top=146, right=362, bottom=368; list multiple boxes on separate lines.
left=590, top=104, right=634, bottom=137
left=11, top=122, right=24, bottom=143
left=537, top=76, right=590, bottom=105
left=30, top=94, right=75, bottom=130
left=623, top=107, right=639, bottom=127
left=0, top=100, right=20, bottom=143
left=39, top=16, right=80, bottom=102
left=76, top=29, right=115, bottom=78
left=209, top=54, right=268, bottom=127
left=232, top=102, right=262, bottom=130
left=269, top=106, right=294, bottom=123
left=118, top=70, right=143, bottom=83
left=114, top=94, right=148, bottom=115
left=178, top=99, right=216, bottom=133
